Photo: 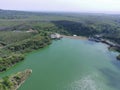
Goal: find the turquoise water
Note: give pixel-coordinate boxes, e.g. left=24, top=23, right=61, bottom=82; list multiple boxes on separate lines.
left=0, top=38, right=120, bottom=90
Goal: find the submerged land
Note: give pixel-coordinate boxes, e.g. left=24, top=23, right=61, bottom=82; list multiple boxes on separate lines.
left=0, top=9, right=120, bottom=89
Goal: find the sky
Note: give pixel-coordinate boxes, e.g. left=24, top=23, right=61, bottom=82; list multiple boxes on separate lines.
left=0, top=0, right=120, bottom=14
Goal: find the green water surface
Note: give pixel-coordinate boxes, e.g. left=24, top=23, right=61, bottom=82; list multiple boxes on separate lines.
left=0, top=38, right=120, bottom=90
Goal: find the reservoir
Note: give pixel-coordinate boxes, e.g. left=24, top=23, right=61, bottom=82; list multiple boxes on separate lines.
left=0, top=38, right=120, bottom=90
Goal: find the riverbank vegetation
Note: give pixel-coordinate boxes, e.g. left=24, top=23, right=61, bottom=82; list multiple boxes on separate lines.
left=0, top=31, right=51, bottom=72
left=0, top=69, right=32, bottom=90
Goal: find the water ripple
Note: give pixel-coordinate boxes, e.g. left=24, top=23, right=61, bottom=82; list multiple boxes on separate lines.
left=66, top=74, right=101, bottom=90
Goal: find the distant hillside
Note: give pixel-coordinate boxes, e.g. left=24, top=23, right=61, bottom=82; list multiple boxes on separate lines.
left=0, top=9, right=120, bottom=44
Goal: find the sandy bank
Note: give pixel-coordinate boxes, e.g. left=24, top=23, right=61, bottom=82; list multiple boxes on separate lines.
left=61, top=35, right=88, bottom=40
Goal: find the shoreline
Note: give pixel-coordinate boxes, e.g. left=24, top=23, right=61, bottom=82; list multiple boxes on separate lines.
left=0, top=69, right=32, bottom=90
left=62, top=35, right=120, bottom=60
left=15, top=69, right=32, bottom=90
left=61, top=35, right=88, bottom=40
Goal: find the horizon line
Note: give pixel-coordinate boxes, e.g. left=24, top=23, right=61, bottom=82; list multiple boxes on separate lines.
left=1, top=8, right=120, bottom=15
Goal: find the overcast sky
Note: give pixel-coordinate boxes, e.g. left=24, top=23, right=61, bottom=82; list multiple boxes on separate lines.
left=1, top=0, right=120, bottom=14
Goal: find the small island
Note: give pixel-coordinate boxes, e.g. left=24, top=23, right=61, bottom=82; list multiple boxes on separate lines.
left=0, top=69, right=32, bottom=90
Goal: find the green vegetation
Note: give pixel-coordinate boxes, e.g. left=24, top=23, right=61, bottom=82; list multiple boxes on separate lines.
left=0, top=31, right=34, bottom=44
left=0, top=9, right=120, bottom=71
left=0, top=69, right=32, bottom=90
left=0, top=22, right=51, bottom=72
left=0, top=9, right=120, bottom=89
left=7, top=34, right=51, bottom=53
left=0, top=10, right=120, bottom=70
left=52, top=20, right=120, bottom=44
left=0, top=31, right=51, bottom=72
left=0, top=54, right=24, bottom=72
left=52, top=20, right=98, bottom=36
